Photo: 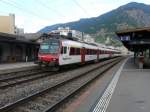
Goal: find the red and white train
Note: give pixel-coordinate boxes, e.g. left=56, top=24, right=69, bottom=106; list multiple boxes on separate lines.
left=37, top=37, right=121, bottom=68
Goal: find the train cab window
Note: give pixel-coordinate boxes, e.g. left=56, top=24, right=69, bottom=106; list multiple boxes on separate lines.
left=39, top=39, right=60, bottom=54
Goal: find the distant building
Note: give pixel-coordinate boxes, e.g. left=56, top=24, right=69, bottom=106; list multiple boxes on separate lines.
left=15, top=28, right=24, bottom=35
left=0, top=14, right=15, bottom=34
left=50, top=27, right=94, bottom=43
left=0, top=14, right=24, bottom=34
left=50, top=27, right=83, bottom=41
left=83, top=34, right=95, bottom=43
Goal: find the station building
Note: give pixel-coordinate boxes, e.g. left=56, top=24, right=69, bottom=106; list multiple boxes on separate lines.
left=0, top=32, right=39, bottom=63
left=0, top=13, right=39, bottom=63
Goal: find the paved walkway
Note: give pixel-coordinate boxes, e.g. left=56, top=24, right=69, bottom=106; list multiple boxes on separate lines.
left=71, top=57, right=150, bottom=112
left=106, top=58, right=150, bottom=112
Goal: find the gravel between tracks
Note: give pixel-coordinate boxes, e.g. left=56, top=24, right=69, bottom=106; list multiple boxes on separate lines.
left=10, top=59, right=120, bottom=112
left=0, top=58, right=119, bottom=109
left=0, top=69, right=42, bottom=79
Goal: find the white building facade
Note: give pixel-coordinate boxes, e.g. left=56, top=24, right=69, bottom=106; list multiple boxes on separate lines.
left=50, top=27, right=94, bottom=43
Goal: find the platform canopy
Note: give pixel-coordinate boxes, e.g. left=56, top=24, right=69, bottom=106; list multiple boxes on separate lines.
left=0, top=32, right=39, bottom=45
left=116, top=27, right=150, bottom=52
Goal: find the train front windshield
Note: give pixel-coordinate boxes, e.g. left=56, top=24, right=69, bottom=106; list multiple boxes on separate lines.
left=39, top=40, right=60, bottom=54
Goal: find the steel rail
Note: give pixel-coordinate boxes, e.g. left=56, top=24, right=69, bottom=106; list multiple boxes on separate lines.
left=0, top=57, right=123, bottom=112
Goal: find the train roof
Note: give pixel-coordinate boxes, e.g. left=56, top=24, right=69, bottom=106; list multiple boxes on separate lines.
left=61, top=39, right=98, bottom=49
left=43, top=36, right=120, bottom=52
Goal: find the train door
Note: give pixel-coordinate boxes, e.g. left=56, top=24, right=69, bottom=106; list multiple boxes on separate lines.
left=60, top=46, right=68, bottom=65
left=81, top=47, right=85, bottom=63
left=62, top=46, right=68, bottom=58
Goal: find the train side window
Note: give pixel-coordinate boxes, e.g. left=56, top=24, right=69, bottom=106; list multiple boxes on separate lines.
left=94, top=50, right=96, bottom=54
left=61, top=46, right=67, bottom=54
left=64, top=47, right=67, bottom=54
left=87, top=49, right=90, bottom=55
left=84, top=49, right=87, bottom=54
left=90, top=49, right=92, bottom=55
left=70, top=47, right=75, bottom=55
left=76, top=48, right=80, bottom=55
left=89, top=49, right=91, bottom=55
left=89, top=49, right=92, bottom=55
left=92, top=49, right=94, bottom=55
left=86, top=49, right=88, bottom=55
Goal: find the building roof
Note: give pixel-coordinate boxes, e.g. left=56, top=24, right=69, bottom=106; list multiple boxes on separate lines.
left=116, top=27, right=150, bottom=51
left=116, top=27, right=150, bottom=35
left=21, top=33, right=43, bottom=41
left=0, top=32, right=17, bottom=39
left=0, top=32, right=39, bottom=45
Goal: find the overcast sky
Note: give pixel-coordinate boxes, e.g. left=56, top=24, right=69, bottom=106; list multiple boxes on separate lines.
left=0, top=0, right=149, bottom=33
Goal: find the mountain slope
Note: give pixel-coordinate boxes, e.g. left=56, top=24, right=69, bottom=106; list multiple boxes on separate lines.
left=39, top=2, right=150, bottom=45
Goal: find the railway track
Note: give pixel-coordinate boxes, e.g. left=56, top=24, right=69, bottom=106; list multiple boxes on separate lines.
left=0, top=58, right=114, bottom=89
left=0, top=62, right=95, bottom=89
left=0, top=69, right=41, bottom=80
left=0, top=57, right=123, bottom=112
left=0, top=69, right=54, bottom=89
left=0, top=59, right=113, bottom=108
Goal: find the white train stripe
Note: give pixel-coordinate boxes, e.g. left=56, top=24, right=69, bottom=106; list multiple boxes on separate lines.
left=92, top=58, right=128, bottom=112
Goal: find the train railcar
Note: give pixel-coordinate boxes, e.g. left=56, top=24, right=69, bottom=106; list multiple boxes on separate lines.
left=37, top=37, right=121, bottom=69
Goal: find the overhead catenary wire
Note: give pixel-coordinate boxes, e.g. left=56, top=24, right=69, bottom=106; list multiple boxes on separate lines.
left=0, top=0, right=54, bottom=22
left=72, top=0, right=100, bottom=25
left=35, top=0, right=66, bottom=18
left=73, top=0, right=91, bottom=17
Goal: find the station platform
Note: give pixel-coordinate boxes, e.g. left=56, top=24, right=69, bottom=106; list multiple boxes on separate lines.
left=63, top=57, right=150, bottom=112
left=0, top=62, right=38, bottom=74
left=106, top=58, right=150, bottom=112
